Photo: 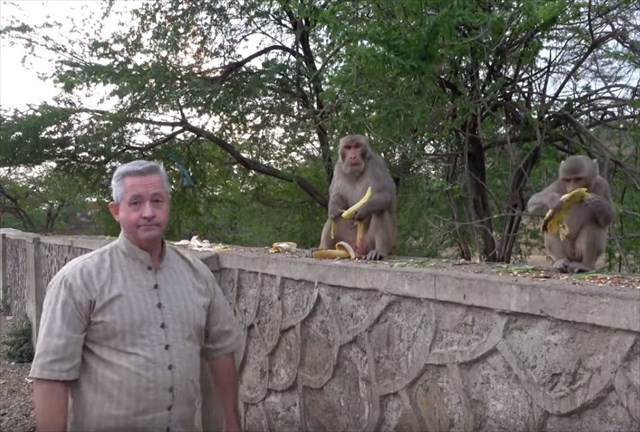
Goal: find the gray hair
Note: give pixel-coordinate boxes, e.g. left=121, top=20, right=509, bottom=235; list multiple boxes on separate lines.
left=111, top=160, right=171, bottom=203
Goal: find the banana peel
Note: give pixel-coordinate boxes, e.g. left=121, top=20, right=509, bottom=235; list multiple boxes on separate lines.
left=543, top=187, right=591, bottom=240
left=312, top=241, right=358, bottom=259
left=269, top=242, right=297, bottom=253
left=330, top=186, right=372, bottom=248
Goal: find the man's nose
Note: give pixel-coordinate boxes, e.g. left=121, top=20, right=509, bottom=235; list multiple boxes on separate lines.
left=141, top=202, right=155, bottom=217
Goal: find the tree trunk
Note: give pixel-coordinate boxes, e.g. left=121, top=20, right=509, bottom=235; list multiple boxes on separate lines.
left=464, top=114, right=498, bottom=262
left=498, top=146, right=541, bottom=262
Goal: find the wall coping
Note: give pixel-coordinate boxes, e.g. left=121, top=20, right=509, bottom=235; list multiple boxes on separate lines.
left=208, top=250, right=640, bottom=333
left=3, top=229, right=638, bottom=333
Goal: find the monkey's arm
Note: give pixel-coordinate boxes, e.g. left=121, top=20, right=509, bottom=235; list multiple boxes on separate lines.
left=354, top=190, right=394, bottom=221
left=327, top=192, right=348, bottom=219
left=588, top=178, right=615, bottom=228
left=583, top=195, right=615, bottom=228
left=527, top=182, right=563, bottom=215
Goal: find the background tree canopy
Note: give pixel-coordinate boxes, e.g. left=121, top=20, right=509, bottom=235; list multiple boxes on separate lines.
left=1, top=0, right=639, bottom=271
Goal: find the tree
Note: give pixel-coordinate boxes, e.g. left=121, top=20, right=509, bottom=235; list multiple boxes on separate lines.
left=1, top=0, right=638, bottom=269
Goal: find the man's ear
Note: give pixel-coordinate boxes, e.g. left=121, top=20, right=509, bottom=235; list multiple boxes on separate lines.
left=108, top=201, right=120, bottom=221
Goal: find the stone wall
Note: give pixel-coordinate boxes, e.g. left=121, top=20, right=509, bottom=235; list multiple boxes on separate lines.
left=208, top=251, right=640, bottom=432
left=3, top=234, right=29, bottom=318
left=1, top=229, right=639, bottom=432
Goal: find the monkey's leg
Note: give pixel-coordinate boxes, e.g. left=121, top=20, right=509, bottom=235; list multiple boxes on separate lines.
left=320, top=218, right=357, bottom=249
left=544, top=232, right=571, bottom=272
left=364, top=212, right=395, bottom=260
left=570, top=224, right=607, bottom=272
left=319, top=218, right=337, bottom=250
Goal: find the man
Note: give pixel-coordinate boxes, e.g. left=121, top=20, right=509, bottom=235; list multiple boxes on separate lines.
left=30, top=160, right=242, bottom=432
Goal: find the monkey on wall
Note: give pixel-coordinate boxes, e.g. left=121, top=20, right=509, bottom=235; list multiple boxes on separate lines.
left=318, top=134, right=397, bottom=260
left=527, top=155, right=614, bottom=273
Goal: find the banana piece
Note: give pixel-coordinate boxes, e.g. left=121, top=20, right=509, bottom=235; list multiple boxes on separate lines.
left=269, top=242, right=297, bottom=253
left=355, top=221, right=365, bottom=250
left=543, top=187, right=591, bottom=240
left=312, top=241, right=356, bottom=259
left=341, top=186, right=372, bottom=220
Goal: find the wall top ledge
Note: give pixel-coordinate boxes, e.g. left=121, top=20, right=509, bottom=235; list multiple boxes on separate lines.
left=3, top=230, right=638, bottom=332
left=210, top=250, right=640, bottom=333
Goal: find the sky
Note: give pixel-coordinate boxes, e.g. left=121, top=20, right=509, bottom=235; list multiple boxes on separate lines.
left=0, top=0, right=134, bottom=111
left=1, top=1, right=72, bottom=110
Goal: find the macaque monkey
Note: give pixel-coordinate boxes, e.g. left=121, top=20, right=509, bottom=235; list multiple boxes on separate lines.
left=527, top=155, right=614, bottom=273
left=318, top=135, right=397, bottom=260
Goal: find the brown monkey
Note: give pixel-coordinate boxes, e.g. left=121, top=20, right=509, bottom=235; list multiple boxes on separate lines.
left=527, top=155, right=614, bottom=273
left=318, top=135, right=397, bottom=260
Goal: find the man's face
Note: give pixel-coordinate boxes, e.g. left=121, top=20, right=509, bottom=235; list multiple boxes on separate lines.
left=108, top=174, right=170, bottom=249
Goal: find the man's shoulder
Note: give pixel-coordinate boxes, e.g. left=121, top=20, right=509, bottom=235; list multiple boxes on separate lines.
left=166, top=245, right=213, bottom=276
left=53, top=240, right=119, bottom=283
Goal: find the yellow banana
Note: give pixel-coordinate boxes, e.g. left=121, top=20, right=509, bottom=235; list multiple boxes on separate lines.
left=342, top=186, right=372, bottom=220
left=543, top=187, right=591, bottom=240
left=312, top=241, right=356, bottom=259
left=355, top=221, right=364, bottom=250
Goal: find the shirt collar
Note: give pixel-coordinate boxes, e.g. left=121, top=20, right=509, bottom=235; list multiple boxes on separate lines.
left=115, top=232, right=166, bottom=268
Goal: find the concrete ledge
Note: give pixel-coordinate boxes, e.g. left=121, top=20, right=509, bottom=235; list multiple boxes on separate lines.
left=214, top=250, right=640, bottom=332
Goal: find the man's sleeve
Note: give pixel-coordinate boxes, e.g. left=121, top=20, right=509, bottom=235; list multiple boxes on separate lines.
left=30, top=273, right=91, bottom=381
left=202, top=275, right=242, bottom=358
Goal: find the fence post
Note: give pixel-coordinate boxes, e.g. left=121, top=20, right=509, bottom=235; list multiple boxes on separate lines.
left=25, top=236, right=44, bottom=348
left=0, top=233, right=6, bottom=309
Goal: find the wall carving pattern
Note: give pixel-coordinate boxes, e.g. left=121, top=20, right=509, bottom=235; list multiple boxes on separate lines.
left=214, top=268, right=640, bottom=432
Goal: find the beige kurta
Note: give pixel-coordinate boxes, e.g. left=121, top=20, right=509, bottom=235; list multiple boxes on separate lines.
left=30, top=234, right=241, bottom=432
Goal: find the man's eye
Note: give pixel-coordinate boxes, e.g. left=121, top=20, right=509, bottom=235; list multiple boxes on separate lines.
left=130, top=201, right=141, bottom=207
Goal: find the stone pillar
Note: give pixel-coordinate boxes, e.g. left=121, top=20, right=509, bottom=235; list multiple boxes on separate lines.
left=0, top=233, right=6, bottom=308
left=25, top=236, right=44, bottom=347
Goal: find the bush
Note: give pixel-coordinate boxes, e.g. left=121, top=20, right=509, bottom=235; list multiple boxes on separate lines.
left=3, top=320, right=34, bottom=363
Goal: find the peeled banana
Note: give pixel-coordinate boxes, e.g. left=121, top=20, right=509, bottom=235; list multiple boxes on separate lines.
left=342, top=186, right=372, bottom=219
left=543, top=187, right=591, bottom=240
left=330, top=186, right=372, bottom=241
left=312, top=241, right=356, bottom=259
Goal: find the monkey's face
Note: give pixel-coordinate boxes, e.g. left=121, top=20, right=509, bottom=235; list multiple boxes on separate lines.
left=559, top=156, right=597, bottom=193
left=340, top=140, right=366, bottom=177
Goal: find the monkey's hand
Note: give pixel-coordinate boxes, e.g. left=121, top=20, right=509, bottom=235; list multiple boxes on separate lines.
left=329, top=207, right=345, bottom=220
left=542, top=188, right=590, bottom=234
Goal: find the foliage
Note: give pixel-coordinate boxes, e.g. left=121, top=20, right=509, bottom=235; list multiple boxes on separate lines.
left=0, top=0, right=638, bottom=270
left=2, top=320, right=34, bottom=364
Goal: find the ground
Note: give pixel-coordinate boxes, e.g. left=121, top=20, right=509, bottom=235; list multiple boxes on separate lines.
left=0, top=314, right=35, bottom=432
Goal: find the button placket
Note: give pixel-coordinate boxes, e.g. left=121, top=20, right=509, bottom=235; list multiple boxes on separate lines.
left=151, top=269, right=175, bottom=429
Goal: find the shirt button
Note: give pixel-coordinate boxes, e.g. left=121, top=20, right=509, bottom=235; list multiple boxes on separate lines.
left=166, top=428, right=170, bottom=432
left=157, top=302, right=162, bottom=309
left=164, top=344, right=170, bottom=350
left=167, top=405, right=172, bottom=411
left=147, top=266, right=153, bottom=271
left=168, top=386, right=174, bottom=393
left=160, top=322, right=166, bottom=329
left=168, top=364, right=173, bottom=370
left=153, top=283, right=159, bottom=289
